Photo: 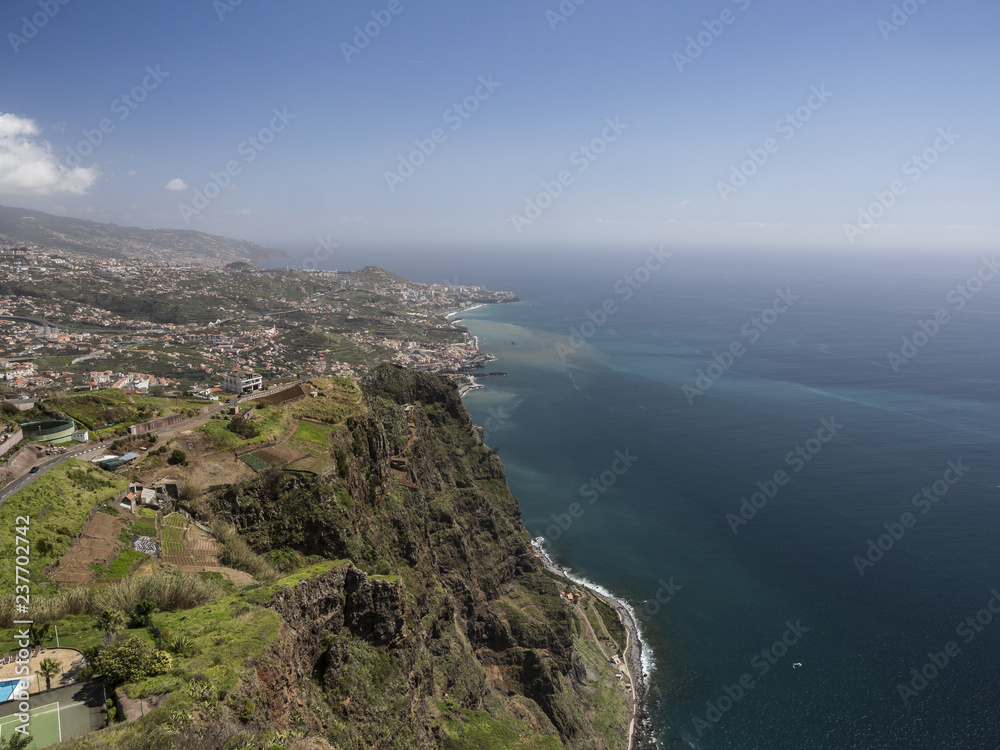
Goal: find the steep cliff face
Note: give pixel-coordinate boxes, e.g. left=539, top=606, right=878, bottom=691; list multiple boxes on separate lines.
left=218, top=365, right=626, bottom=749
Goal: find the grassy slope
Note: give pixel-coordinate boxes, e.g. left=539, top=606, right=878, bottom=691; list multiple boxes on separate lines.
left=0, top=460, right=126, bottom=592
left=197, top=408, right=290, bottom=451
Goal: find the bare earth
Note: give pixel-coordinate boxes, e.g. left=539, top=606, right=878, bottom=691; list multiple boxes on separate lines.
left=50, top=511, right=127, bottom=585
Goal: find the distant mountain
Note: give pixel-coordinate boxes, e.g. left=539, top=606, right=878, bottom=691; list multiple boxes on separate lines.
left=0, top=204, right=286, bottom=267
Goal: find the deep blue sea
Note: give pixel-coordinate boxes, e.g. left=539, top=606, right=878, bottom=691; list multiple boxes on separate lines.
left=357, top=248, right=1000, bottom=748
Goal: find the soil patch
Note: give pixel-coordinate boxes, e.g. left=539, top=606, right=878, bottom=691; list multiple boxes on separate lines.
left=50, top=511, right=126, bottom=585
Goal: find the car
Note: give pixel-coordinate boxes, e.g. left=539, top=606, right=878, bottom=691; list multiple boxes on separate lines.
left=29, top=466, right=39, bottom=474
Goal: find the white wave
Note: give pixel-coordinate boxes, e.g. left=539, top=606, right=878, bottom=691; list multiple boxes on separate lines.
left=531, top=537, right=657, bottom=678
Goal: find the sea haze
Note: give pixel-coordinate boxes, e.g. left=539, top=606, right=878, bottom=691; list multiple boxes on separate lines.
left=441, top=249, right=1000, bottom=749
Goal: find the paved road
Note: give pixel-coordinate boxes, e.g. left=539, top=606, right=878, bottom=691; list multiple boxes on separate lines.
left=0, top=403, right=227, bottom=509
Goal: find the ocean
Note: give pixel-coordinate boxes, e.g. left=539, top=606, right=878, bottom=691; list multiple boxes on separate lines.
left=364, top=247, right=1000, bottom=749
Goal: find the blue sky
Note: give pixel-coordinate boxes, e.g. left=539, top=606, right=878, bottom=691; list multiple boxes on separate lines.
left=1, top=0, right=997, bottom=254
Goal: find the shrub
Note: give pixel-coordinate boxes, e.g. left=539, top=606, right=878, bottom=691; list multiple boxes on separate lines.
left=226, top=416, right=260, bottom=439
left=168, top=449, right=187, bottom=466
left=92, top=635, right=171, bottom=685
left=211, top=520, right=278, bottom=581
left=0, top=573, right=224, bottom=625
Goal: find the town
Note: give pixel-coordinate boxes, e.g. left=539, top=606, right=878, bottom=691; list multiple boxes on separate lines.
left=0, top=245, right=516, bottom=402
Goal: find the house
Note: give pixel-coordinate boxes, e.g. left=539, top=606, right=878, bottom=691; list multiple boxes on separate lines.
left=222, top=371, right=263, bottom=394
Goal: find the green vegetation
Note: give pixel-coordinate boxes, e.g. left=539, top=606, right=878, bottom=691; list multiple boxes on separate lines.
left=238, top=454, right=270, bottom=472
left=92, top=634, right=172, bottom=685
left=437, top=704, right=562, bottom=750
left=0, top=460, right=126, bottom=593
left=160, top=513, right=187, bottom=555
left=0, top=572, right=224, bottom=628
left=285, top=377, right=363, bottom=423
left=109, top=548, right=149, bottom=577
left=292, top=419, right=329, bottom=445
left=46, top=390, right=203, bottom=431
left=36, top=656, right=62, bottom=690
left=211, top=520, right=278, bottom=580
left=130, top=518, right=157, bottom=538
left=198, top=408, right=289, bottom=451
left=225, top=415, right=260, bottom=440
left=592, top=596, right=627, bottom=656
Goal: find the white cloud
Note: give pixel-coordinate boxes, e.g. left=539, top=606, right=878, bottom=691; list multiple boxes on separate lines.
left=165, top=178, right=189, bottom=191
left=0, top=112, right=99, bottom=195
left=678, top=199, right=692, bottom=208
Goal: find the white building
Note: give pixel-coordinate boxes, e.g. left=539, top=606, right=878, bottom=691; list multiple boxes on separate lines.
left=222, top=371, right=263, bottom=394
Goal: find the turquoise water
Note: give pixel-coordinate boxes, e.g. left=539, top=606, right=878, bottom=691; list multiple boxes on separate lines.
left=0, top=678, right=26, bottom=703
left=449, top=251, right=1000, bottom=749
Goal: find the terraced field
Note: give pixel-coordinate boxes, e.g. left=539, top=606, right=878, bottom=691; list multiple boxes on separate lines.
left=161, top=513, right=219, bottom=566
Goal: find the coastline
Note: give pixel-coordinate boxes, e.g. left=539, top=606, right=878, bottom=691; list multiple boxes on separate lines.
left=532, top=538, right=652, bottom=750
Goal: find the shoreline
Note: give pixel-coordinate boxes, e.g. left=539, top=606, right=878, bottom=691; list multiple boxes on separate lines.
left=444, top=303, right=487, bottom=321
left=532, top=538, right=653, bottom=750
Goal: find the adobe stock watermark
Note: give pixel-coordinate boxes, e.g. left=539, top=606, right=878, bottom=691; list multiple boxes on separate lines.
left=852, top=459, right=969, bottom=577
left=716, top=86, right=833, bottom=202
left=545, top=0, right=592, bottom=30
left=673, top=0, right=752, bottom=73
left=481, top=405, right=515, bottom=445
left=340, top=0, right=408, bottom=63
left=63, top=65, right=169, bottom=169
left=384, top=75, right=502, bottom=192
left=544, top=449, right=638, bottom=541
left=8, top=0, right=71, bottom=53
left=508, top=117, right=627, bottom=234
left=878, top=0, right=932, bottom=40
left=213, top=0, right=247, bottom=21
left=682, top=287, right=798, bottom=405
left=843, top=127, right=960, bottom=244
left=887, top=256, right=999, bottom=373
left=896, top=587, right=998, bottom=706
left=690, top=619, right=809, bottom=739
left=299, top=235, right=340, bottom=272
left=556, top=245, right=672, bottom=362
left=178, top=107, right=295, bottom=224
left=726, top=417, right=843, bottom=534
left=643, top=577, right=683, bottom=617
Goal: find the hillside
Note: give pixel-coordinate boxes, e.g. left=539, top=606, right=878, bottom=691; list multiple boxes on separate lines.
left=0, top=366, right=634, bottom=750
left=0, top=204, right=285, bottom=267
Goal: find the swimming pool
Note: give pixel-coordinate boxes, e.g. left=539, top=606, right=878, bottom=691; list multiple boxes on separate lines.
left=0, top=678, right=29, bottom=703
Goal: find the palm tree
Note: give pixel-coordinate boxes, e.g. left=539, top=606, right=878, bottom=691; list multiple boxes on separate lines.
left=37, top=658, right=61, bottom=691
left=96, top=609, right=127, bottom=637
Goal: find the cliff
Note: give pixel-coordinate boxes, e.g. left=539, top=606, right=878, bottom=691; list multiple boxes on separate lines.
left=217, top=364, right=628, bottom=749
left=55, top=365, right=631, bottom=750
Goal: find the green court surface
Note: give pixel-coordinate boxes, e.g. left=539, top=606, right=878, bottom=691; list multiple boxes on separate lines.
left=0, top=702, right=62, bottom=749
left=0, top=681, right=105, bottom=749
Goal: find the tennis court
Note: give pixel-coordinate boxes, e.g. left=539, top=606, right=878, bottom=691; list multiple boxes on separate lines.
left=0, top=681, right=105, bottom=749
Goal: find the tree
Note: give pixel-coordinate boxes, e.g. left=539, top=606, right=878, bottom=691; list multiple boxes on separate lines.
left=0, top=732, right=32, bottom=750
left=96, top=609, right=127, bottom=637
left=92, top=635, right=172, bottom=685
left=129, top=600, right=157, bottom=628
left=37, top=658, right=61, bottom=691
left=168, top=449, right=187, bottom=466
left=28, top=623, right=51, bottom=647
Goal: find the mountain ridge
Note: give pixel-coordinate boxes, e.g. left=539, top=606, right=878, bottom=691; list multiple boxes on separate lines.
left=0, top=203, right=286, bottom=267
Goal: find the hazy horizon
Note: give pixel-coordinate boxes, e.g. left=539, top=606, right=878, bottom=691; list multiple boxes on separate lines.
left=2, top=0, right=997, bottom=253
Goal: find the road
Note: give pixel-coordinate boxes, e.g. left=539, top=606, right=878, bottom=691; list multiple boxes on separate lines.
left=0, top=403, right=227, bottom=510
